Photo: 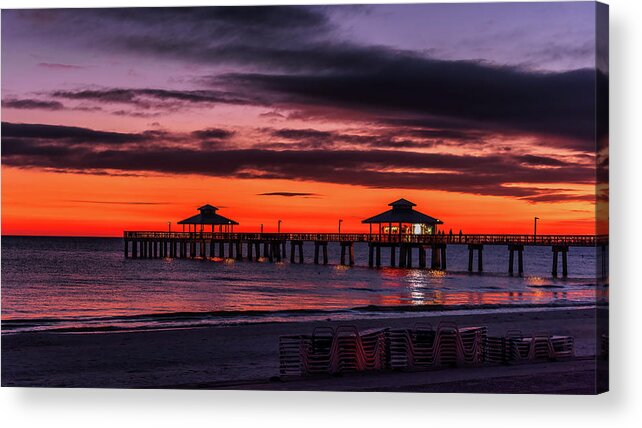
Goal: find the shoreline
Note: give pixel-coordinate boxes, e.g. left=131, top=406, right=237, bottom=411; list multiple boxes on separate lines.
left=1, top=306, right=608, bottom=393
left=1, top=302, right=606, bottom=335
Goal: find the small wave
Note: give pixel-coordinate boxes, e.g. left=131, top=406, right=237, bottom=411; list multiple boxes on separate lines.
left=1, top=301, right=603, bottom=335
left=348, top=301, right=592, bottom=314
left=527, top=284, right=566, bottom=289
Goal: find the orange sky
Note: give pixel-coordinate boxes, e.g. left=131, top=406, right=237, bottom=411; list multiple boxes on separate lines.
left=1, top=166, right=600, bottom=237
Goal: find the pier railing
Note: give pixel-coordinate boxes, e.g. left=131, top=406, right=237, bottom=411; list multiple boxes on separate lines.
left=123, top=231, right=607, bottom=247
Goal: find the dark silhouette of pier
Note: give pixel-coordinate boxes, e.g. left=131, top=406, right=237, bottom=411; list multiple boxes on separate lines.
left=123, top=231, right=608, bottom=278
left=123, top=200, right=608, bottom=278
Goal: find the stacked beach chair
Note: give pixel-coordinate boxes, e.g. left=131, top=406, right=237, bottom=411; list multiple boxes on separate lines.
left=278, top=334, right=311, bottom=376
left=388, top=322, right=486, bottom=370
left=457, top=326, right=487, bottom=366
left=306, top=326, right=335, bottom=374
left=278, top=325, right=387, bottom=376
left=485, top=330, right=575, bottom=364
left=279, top=323, right=574, bottom=377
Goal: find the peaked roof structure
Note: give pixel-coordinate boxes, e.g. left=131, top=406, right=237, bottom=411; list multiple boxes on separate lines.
left=388, top=198, right=416, bottom=208
left=178, top=204, right=239, bottom=225
left=362, top=199, right=443, bottom=224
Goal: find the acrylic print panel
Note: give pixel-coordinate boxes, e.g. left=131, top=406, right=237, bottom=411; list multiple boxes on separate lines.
left=1, top=2, right=608, bottom=394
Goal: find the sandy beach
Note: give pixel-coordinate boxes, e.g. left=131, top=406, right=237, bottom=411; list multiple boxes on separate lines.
left=1, top=306, right=608, bottom=393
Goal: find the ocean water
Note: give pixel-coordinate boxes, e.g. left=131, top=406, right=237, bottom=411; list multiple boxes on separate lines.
left=1, top=236, right=607, bottom=333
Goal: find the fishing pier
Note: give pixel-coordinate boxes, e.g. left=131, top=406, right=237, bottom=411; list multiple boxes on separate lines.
left=123, top=200, right=608, bottom=278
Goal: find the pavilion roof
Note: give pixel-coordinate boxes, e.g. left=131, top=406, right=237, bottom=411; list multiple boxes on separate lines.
left=362, top=199, right=443, bottom=225
left=198, top=204, right=218, bottom=211
left=388, top=198, right=416, bottom=207
left=177, top=204, right=239, bottom=225
left=177, top=213, right=239, bottom=225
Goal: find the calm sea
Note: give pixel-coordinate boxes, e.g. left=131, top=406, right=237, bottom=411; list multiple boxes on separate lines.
left=1, top=236, right=607, bottom=333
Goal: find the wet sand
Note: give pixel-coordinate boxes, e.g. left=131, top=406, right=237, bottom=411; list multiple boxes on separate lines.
left=1, top=307, right=608, bottom=393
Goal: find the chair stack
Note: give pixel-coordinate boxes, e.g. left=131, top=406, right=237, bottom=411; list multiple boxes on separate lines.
left=433, top=322, right=459, bottom=367
left=279, top=325, right=387, bottom=376
left=388, top=328, right=416, bottom=369
left=502, top=331, right=575, bottom=363
left=548, top=335, right=575, bottom=360
left=412, top=324, right=440, bottom=369
left=358, top=327, right=389, bottom=371
left=457, top=326, right=488, bottom=366
left=306, top=326, right=336, bottom=374
left=278, top=334, right=310, bottom=376
left=279, top=324, right=575, bottom=377
left=388, top=322, right=486, bottom=370
left=330, top=325, right=362, bottom=372
left=484, top=335, right=507, bottom=364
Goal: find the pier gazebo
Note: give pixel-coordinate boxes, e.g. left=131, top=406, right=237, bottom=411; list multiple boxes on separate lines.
left=177, top=204, right=238, bottom=233
left=362, top=198, right=443, bottom=240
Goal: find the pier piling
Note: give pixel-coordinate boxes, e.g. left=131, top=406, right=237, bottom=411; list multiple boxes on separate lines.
left=123, top=231, right=604, bottom=279
left=314, top=242, right=319, bottom=264
left=339, top=242, right=354, bottom=266
left=431, top=245, right=442, bottom=269
left=290, top=241, right=304, bottom=263
left=508, top=245, right=524, bottom=276
left=467, top=244, right=483, bottom=273
left=419, top=246, right=426, bottom=268
left=552, top=245, right=569, bottom=278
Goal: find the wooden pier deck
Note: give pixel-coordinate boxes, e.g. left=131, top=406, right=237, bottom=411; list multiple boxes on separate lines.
left=123, top=231, right=608, bottom=278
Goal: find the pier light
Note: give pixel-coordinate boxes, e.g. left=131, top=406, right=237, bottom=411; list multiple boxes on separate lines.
left=278, top=219, right=282, bottom=234
left=534, top=216, right=540, bottom=237
left=168, top=222, right=171, bottom=232
left=338, top=219, right=343, bottom=235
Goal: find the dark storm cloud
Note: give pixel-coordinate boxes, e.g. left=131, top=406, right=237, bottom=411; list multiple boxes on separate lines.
left=16, top=6, right=602, bottom=149
left=266, top=127, right=461, bottom=150
left=520, top=194, right=596, bottom=204
left=258, top=192, right=321, bottom=197
left=68, top=200, right=170, bottom=205
left=191, top=128, right=235, bottom=140
left=38, top=62, right=86, bottom=70
left=272, top=128, right=334, bottom=141
left=99, top=6, right=330, bottom=31
left=15, top=6, right=336, bottom=72
left=51, top=88, right=254, bottom=109
left=2, top=98, right=64, bottom=110
left=15, top=6, right=332, bottom=40
left=221, top=59, right=599, bottom=145
left=516, top=155, right=570, bottom=167
left=1, top=122, right=151, bottom=144
left=2, top=122, right=594, bottom=199
left=403, top=128, right=488, bottom=142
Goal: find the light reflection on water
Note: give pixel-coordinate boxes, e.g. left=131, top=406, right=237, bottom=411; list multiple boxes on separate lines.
left=1, top=236, right=607, bottom=333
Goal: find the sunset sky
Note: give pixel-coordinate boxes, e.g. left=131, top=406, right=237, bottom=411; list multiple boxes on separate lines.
left=1, top=3, right=607, bottom=236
